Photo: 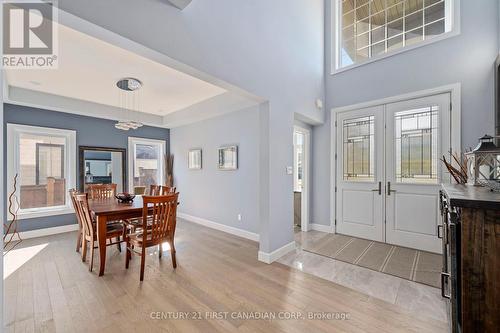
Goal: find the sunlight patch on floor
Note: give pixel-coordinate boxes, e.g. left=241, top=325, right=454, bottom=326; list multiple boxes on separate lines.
left=3, top=243, right=48, bottom=279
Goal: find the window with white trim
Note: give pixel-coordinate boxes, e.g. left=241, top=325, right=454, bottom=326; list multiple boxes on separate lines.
left=128, top=137, right=166, bottom=192
left=335, top=0, right=457, bottom=71
left=7, top=124, right=76, bottom=219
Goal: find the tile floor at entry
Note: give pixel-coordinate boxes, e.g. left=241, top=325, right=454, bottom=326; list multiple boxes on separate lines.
left=278, top=230, right=448, bottom=324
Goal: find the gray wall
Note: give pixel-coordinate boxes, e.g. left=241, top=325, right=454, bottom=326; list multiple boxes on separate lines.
left=311, top=0, right=500, bottom=226
left=171, top=106, right=260, bottom=234
left=60, top=0, right=325, bottom=253
left=3, top=103, right=170, bottom=232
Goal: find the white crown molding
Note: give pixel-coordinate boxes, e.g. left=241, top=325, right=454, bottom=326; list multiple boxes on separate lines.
left=6, top=86, right=166, bottom=128
left=178, top=212, right=259, bottom=242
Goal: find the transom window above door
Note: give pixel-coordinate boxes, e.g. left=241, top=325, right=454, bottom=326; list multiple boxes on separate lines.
left=334, top=0, right=459, bottom=72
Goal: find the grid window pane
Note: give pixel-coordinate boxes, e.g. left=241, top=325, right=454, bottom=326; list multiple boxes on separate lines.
left=424, top=2, right=445, bottom=24
left=405, top=10, right=423, bottom=31
left=343, top=0, right=355, bottom=14
left=357, top=17, right=370, bottom=34
left=343, top=11, right=355, bottom=28
left=387, top=35, right=404, bottom=50
left=405, top=27, right=423, bottom=45
left=371, top=41, right=386, bottom=56
left=356, top=32, right=369, bottom=49
left=338, top=0, right=450, bottom=69
left=343, top=116, right=375, bottom=182
left=395, top=107, right=439, bottom=184
left=371, top=26, right=386, bottom=44
left=405, top=0, right=424, bottom=14
left=19, top=134, right=66, bottom=209
left=388, top=18, right=404, bottom=38
left=425, top=19, right=445, bottom=38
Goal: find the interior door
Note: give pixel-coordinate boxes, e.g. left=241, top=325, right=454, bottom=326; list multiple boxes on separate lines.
left=336, top=106, right=385, bottom=241
left=385, top=94, right=450, bottom=253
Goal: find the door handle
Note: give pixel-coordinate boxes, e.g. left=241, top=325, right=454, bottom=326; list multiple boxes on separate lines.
left=387, top=182, right=396, bottom=196
left=440, top=272, right=451, bottom=299
left=372, top=181, right=381, bottom=195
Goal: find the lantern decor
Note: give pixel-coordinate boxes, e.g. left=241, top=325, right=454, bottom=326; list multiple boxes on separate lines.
left=465, top=135, right=500, bottom=191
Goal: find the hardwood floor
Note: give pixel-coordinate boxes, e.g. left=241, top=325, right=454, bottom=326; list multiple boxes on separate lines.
left=4, top=220, right=448, bottom=332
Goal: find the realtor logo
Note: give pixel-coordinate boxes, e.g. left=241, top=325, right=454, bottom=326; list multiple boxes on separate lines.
left=2, top=0, right=58, bottom=68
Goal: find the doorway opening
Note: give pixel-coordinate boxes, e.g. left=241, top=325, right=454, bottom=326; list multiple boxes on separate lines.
left=293, top=125, right=310, bottom=232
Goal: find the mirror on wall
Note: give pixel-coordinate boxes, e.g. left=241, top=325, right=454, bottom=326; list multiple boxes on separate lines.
left=79, top=146, right=126, bottom=193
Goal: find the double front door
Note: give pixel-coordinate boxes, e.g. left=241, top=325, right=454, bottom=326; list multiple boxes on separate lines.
left=336, top=94, right=450, bottom=253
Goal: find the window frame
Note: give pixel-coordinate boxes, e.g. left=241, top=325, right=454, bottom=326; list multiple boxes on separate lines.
left=331, top=0, right=460, bottom=75
left=128, top=137, right=166, bottom=192
left=7, top=124, right=77, bottom=220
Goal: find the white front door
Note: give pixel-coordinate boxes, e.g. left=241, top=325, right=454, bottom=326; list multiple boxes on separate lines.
left=385, top=94, right=450, bottom=253
left=336, top=106, right=385, bottom=242
left=335, top=93, right=451, bottom=253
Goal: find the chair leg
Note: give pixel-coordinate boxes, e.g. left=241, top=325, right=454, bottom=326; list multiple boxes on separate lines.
left=125, top=240, right=130, bottom=269
left=76, top=230, right=81, bottom=252
left=89, top=240, right=95, bottom=272
left=159, top=243, right=163, bottom=258
left=170, top=241, right=177, bottom=269
left=140, top=246, right=146, bottom=281
left=116, top=236, right=121, bottom=252
left=81, top=238, right=87, bottom=262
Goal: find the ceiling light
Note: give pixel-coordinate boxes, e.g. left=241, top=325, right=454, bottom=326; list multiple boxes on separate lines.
left=115, top=77, right=144, bottom=131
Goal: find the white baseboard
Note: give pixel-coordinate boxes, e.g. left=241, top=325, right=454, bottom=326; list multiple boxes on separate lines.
left=178, top=212, right=259, bottom=242
left=310, top=223, right=334, bottom=233
left=258, top=241, right=296, bottom=264
left=6, top=224, right=79, bottom=241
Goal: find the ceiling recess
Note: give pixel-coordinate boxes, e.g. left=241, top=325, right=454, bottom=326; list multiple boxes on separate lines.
left=166, top=0, right=193, bottom=10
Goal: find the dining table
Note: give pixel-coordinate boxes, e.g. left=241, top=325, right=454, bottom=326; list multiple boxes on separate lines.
left=88, top=195, right=149, bottom=276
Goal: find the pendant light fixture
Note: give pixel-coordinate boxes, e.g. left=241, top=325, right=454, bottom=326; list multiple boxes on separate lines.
left=115, top=77, right=144, bottom=131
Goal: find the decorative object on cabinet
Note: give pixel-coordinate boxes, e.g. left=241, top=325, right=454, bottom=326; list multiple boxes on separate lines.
left=218, top=145, right=238, bottom=170
left=465, top=135, right=500, bottom=191
left=441, top=151, right=468, bottom=184
left=187, top=149, right=202, bottom=170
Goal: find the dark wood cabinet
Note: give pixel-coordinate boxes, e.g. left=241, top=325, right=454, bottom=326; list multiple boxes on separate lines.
left=440, top=184, right=500, bottom=333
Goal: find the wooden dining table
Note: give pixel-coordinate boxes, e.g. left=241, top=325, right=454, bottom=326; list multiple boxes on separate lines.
left=88, top=195, right=149, bottom=276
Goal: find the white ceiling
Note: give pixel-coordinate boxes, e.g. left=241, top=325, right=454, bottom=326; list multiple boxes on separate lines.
left=5, top=24, right=227, bottom=116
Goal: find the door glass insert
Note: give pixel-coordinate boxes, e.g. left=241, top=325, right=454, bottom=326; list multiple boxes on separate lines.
left=394, top=106, right=439, bottom=183
left=343, top=116, right=375, bottom=182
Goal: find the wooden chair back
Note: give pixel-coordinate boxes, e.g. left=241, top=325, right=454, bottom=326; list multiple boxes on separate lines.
left=74, top=193, right=95, bottom=239
left=160, top=186, right=176, bottom=195
left=149, top=184, right=161, bottom=196
left=88, top=183, right=117, bottom=199
left=141, top=193, right=179, bottom=244
left=69, top=189, right=81, bottom=225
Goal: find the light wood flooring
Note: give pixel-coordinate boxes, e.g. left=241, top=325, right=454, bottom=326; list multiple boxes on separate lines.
left=4, top=220, right=448, bottom=332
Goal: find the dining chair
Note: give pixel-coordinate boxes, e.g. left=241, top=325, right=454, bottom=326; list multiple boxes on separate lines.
left=69, top=189, right=83, bottom=252
left=74, top=193, right=125, bottom=272
left=125, top=193, right=179, bottom=281
left=88, top=183, right=117, bottom=199
left=160, top=186, right=177, bottom=195
left=149, top=184, right=161, bottom=196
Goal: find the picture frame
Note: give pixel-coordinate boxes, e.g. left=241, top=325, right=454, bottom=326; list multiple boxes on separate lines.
left=188, top=149, right=202, bottom=170
left=218, top=145, right=238, bottom=170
